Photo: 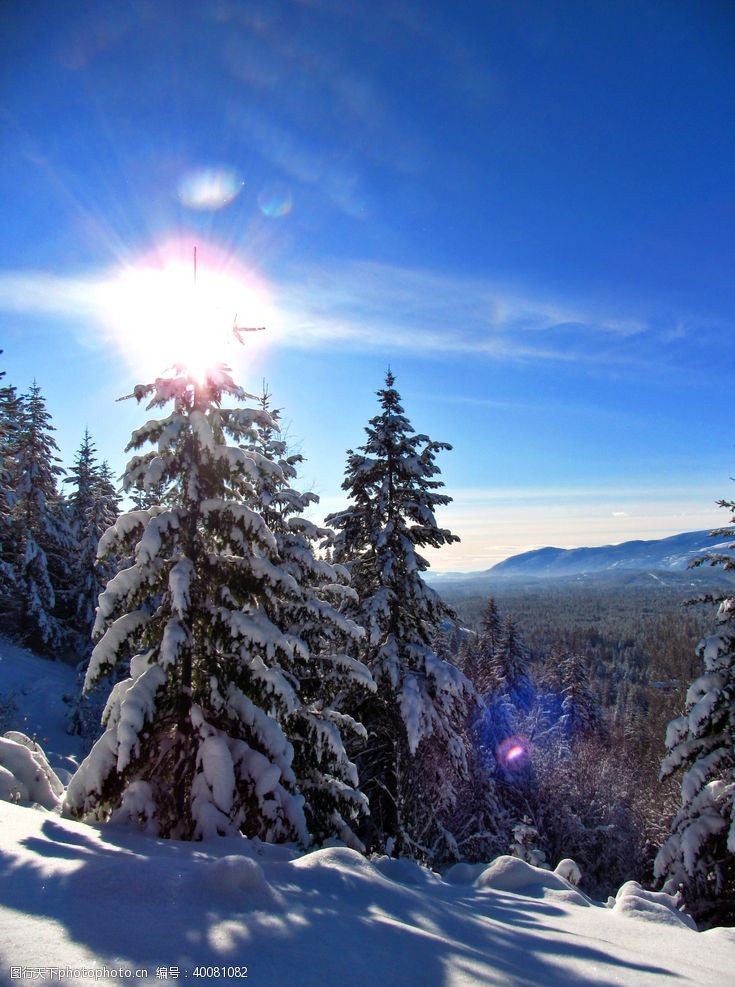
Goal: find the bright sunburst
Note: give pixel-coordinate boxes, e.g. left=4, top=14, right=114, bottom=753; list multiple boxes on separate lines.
left=98, top=240, right=274, bottom=380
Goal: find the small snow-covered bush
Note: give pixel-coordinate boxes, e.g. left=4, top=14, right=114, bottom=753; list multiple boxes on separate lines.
left=555, top=858, right=582, bottom=887
left=475, top=855, right=588, bottom=905
left=510, top=817, right=549, bottom=869
left=0, top=731, right=64, bottom=809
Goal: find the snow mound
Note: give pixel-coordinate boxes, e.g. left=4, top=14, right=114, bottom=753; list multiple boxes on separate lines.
left=475, top=855, right=589, bottom=905
left=199, top=854, right=271, bottom=895
left=291, top=845, right=379, bottom=879
left=0, top=732, right=64, bottom=809
left=702, top=926, right=735, bottom=946
left=443, top=860, right=489, bottom=884
left=372, top=855, right=441, bottom=886
left=554, top=858, right=582, bottom=886
left=612, top=881, right=697, bottom=930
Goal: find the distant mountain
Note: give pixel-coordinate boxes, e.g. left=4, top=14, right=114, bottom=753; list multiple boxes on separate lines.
left=428, top=530, right=735, bottom=588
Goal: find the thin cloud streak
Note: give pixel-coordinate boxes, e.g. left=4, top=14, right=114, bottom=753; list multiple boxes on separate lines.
left=0, top=258, right=706, bottom=370
left=0, top=271, right=108, bottom=319
left=274, top=259, right=655, bottom=365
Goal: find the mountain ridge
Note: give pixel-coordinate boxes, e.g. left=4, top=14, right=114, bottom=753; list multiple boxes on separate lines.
left=429, top=529, right=735, bottom=585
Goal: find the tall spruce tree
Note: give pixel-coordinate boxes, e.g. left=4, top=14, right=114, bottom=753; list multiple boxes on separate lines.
left=654, top=500, right=735, bottom=927
left=64, top=431, right=120, bottom=646
left=65, top=437, right=122, bottom=742
left=559, top=651, right=601, bottom=740
left=475, top=616, right=533, bottom=770
left=65, top=363, right=371, bottom=843
left=326, top=371, right=472, bottom=860
left=10, top=383, right=71, bottom=653
left=0, top=356, right=20, bottom=609
left=492, top=616, right=533, bottom=708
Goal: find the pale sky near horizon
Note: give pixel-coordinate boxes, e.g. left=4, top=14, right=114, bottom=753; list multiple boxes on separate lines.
left=1, top=1, right=733, bottom=571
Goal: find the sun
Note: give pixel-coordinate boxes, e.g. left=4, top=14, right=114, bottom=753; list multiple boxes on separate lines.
left=98, top=240, right=274, bottom=380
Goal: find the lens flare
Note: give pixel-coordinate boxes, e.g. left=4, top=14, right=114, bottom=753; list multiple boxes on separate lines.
left=177, top=168, right=243, bottom=211
left=496, top=736, right=529, bottom=770
left=257, top=182, right=293, bottom=218
left=97, top=239, right=274, bottom=379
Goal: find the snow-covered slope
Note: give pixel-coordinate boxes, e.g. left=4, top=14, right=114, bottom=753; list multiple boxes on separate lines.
left=1, top=637, right=734, bottom=985
left=2, top=802, right=735, bottom=986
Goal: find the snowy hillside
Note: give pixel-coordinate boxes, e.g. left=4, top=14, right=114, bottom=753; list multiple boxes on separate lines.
left=1, top=639, right=735, bottom=985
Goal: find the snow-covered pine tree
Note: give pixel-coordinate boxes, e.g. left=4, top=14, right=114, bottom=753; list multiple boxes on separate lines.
left=326, top=371, right=472, bottom=860
left=64, top=431, right=120, bottom=646
left=10, top=383, right=71, bottom=653
left=654, top=501, right=735, bottom=927
left=245, top=385, right=374, bottom=846
left=0, top=356, right=20, bottom=610
left=492, top=616, right=533, bottom=709
left=559, top=652, right=601, bottom=740
left=64, top=437, right=122, bottom=742
left=65, top=363, right=371, bottom=844
left=462, top=596, right=503, bottom=696
left=476, top=616, right=533, bottom=775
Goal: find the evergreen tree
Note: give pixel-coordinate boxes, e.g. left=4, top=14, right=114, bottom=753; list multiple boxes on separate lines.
left=65, top=363, right=371, bottom=843
left=476, top=616, right=533, bottom=774
left=0, top=355, right=20, bottom=607
left=492, top=615, right=533, bottom=708
left=481, top=596, right=503, bottom=653
left=461, top=597, right=502, bottom=695
left=64, top=431, right=120, bottom=645
left=326, top=371, right=472, bottom=860
left=10, top=383, right=71, bottom=653
left=654, top=501, right=735, bottom=927
left=559, top=651, right=601, bottom=739
left=64, top=438, right=122, bottom=742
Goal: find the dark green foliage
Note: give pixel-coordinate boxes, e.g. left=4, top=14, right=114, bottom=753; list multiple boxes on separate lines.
left=327, top=371, right=472, bottom=861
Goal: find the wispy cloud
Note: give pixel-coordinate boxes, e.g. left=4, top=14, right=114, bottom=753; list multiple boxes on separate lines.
left=0, top=271, right=107, bottom=320
left=271, top=259, right=674, bottom=366
left=0, top=257, right=695, bottom=370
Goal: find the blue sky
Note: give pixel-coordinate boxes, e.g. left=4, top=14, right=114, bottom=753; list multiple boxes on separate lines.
left=1, top=0, right=734, bottom=570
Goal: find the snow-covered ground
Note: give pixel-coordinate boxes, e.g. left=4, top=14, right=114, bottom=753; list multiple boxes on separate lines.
left=1, top=638, right=734, bottom=986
